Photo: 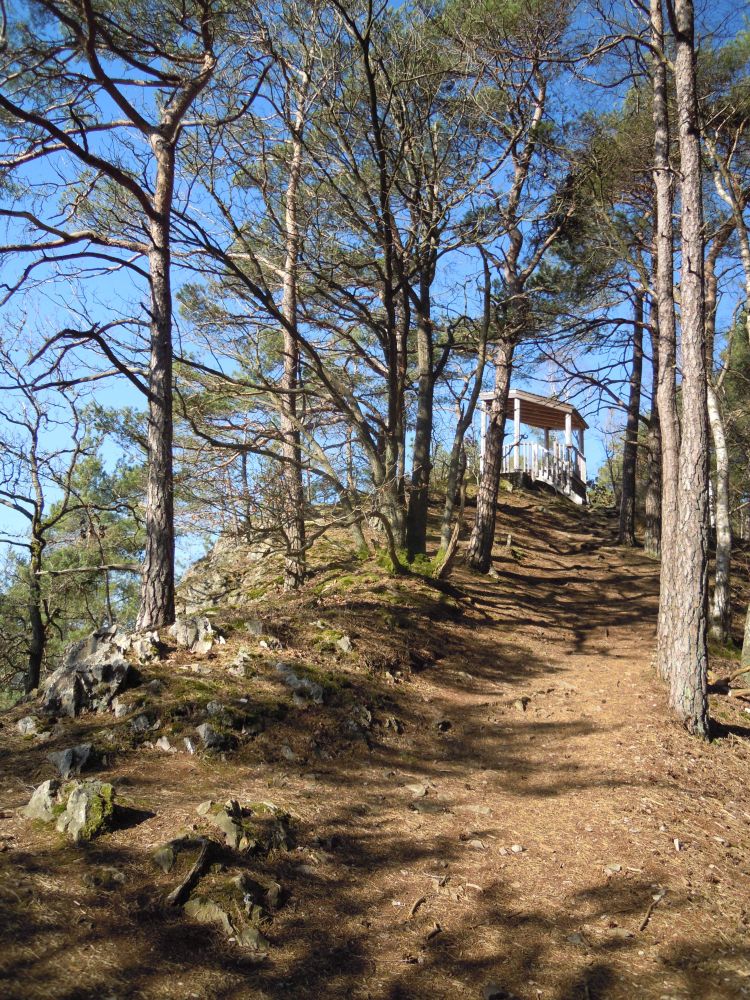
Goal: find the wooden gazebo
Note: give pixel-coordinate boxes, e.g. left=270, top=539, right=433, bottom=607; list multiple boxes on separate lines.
left=479, top=388, right=588, bottom=504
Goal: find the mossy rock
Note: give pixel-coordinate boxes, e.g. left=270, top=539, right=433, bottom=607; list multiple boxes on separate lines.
left=55, top=780, right=116, bottom=844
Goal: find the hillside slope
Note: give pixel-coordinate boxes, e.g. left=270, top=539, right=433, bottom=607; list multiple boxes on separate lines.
left=1, top=489, right=749, bottom=1000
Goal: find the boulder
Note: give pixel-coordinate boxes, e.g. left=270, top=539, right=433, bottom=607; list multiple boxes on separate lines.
left=41, top=627, right=134, bottom=717
left=55, top=780, right=115, bottom=844
left=183, top=895, right=269, bottom=952
left=47, top=743, right=95, bottom=779
left=16, top=715, right=40, bottom=735
left=169, top=616, right=225, bottom=656
left=22, top=777, right=116, bottom=843
left=196, top=722, right=234, bottom=751
left=274, top=662, right=324, bottom=704
left=200, top=799, right=292, bottom=854
left=336, top=635, right=353, bottom=654
left=22, top=779, right=64, bottom=822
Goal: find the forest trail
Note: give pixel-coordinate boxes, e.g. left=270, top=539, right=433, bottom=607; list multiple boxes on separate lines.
left=2, top=489, right=750, bottom=1000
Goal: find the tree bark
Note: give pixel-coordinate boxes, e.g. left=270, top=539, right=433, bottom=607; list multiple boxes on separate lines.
left=651, top=0, right=680, bottom=683
left=406, top=290, right=435, bottom=560
left=280, top=101, right=307, bottom=590
left=667, top=0, right=709, bottom=737
left=644, top=300, right=662, bottom=558
left=26, top=532, right=45, bottom=692
left=440, top=258, right=491, bottom=550
left=137, top=140, right=176, bottom=629
left=618, top=291, right=644, bottom=546
left=704, top=217, right=735, bottom=646
left=741, top=603, right=750, bottom=684
left=707, top=382, right=731, bottom=643
left=465, top=337, right=514, bottom=572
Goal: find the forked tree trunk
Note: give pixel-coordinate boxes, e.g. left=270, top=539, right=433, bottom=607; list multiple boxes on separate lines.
left=137, top=141, right=176, bottom=629
left=667, top=0, right=709, bottom=737
left=618, top=292, right=644, bottom=546
left=465, top=337, right=514, bottom=572
left=651, top=0, right=680, bottom=683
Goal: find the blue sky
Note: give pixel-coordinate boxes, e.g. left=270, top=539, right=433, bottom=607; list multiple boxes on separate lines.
left=1, top=0, right=748, bottom=563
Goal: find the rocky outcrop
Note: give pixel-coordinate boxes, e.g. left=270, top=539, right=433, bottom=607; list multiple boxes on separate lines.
left=22, top=778, right=116, bottom=843
left=41, top=625, right=158, bottom=717
left=57, top=781, right=115, bottom=843
left=47, top=743, right=95, bottom=779
left=274, top=662, right=324, bottom=705
left=168, top=616, right=225, bottom=656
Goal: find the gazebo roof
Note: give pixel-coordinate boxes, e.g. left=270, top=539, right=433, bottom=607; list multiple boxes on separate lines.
left=480, top=388, right=588, bottom=432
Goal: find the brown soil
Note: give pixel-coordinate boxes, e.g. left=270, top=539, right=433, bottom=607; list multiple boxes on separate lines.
left=1, top=488, right=749, bottom=1000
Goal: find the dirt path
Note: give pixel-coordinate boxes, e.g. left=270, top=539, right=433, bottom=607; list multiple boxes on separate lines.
left=2, top=491, right=749, bottom=1000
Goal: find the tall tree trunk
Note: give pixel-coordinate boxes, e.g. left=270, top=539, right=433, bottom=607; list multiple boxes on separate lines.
left=704, top=218, right=734, bottom=645
left=26, top=532, right=44, bottom=692
left=707, top=383, right=731, bottom=643
left=618, top=291, right=644, bottom=546
left=137, top=140, right=176, bottom=629
left=465, top=337, right=514, bottom=572
left=440, top=257, right=491, bottom=550
left=741, top=604, right=750, bottom=684
left=644, top=302, right=662, bottom=557
left=406, top=293, right=435, bottom=560
left=280, top=108, right=307, bottom=590
left=667, top=0, right=709, bottom=736
left=651, top=0, right=680, bottom=683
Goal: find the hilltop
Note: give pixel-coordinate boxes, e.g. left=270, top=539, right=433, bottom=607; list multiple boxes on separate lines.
left=1, top=488, right=749, bottom=1000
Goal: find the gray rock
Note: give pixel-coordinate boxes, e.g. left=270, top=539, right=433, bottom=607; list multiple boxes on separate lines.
left=16, top=715, right=40, bottom=735
left=336, top=635, right=353, bottom=654
left=41, top=627, right=133, bottom=717
left=205, top=701, right=224, bottom=717
left=152, top=836, right=205, bottom=874
left=155, top=736, right=176, bottom=753
left=47, top=743, right=94, bottom=779
left=203, top=799, right=255, bottom=851
left=127, top=633, right=160, bottom=664
left=183, top=896, right=268, bottom=952
left=274, top=662, right=324, bottom=704
left=169, top=616, right=224, bottom=656
left=183, top=737, right=196, bottom=755
left=111, top=697, right=129, bottom=719
left=235, top=873, right=282, bottom=914
left=196, top=722, right=233, bottom=751
left=22, top=779, right=63, bottom=822
left=259, top=637, right=282, bottom=651
left=56, top=780, right=115, bottom=844
left=131, top=714, right=153, bottom=734
left=153, top=843, right=177, bottom=873
left=82, top=866, right=126, bottom=890
left=244, top=619, right=265, bottom=636
left=483, top=985, right=517, bottom=1000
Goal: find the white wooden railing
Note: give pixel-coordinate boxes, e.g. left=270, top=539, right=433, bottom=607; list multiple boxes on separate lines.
left=501, top=440, right=586, bottom=500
